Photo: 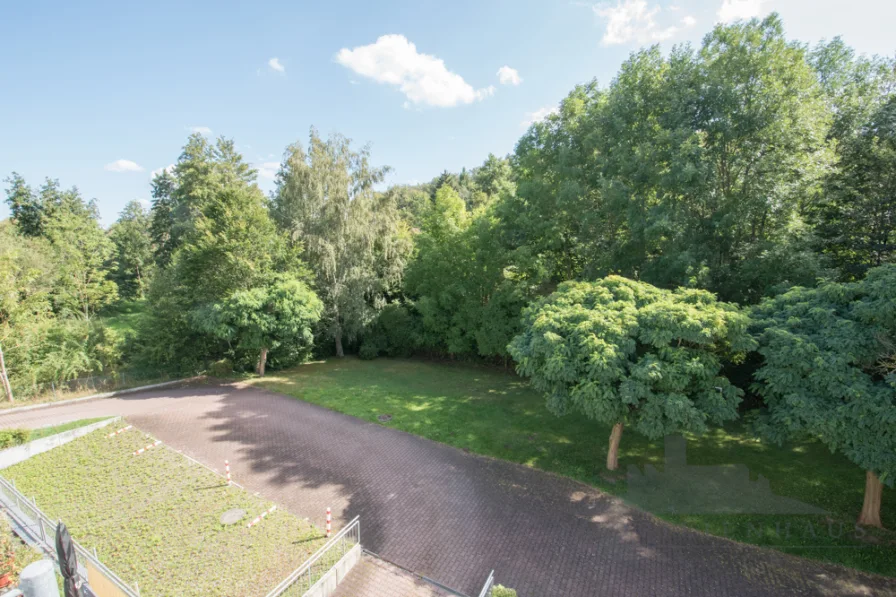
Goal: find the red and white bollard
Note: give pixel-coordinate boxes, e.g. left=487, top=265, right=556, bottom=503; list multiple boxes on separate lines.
left=133, top=440, right=162, bottom=456
left=326, top=507, right=331, bottom=538
left=247, top=505, right=276, bottom=528
left=225, top=460, right=231, bottom=485
left=107, top=425, right=132, bottom=438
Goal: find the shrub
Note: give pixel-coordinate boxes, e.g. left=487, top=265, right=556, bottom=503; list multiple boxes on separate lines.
left=492, top=585, right=518, bottom=597
left=0, top=430, right=29, bottom=450
left=359, top=303, right=422, bottom=359
left=207, top=359, right=233, bottom=377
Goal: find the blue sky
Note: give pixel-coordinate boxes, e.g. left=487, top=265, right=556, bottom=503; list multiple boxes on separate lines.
left=2, top=0, right=894, bottom=225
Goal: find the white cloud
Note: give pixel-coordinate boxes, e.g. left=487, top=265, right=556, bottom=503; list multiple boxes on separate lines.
left=681, top=15, right=697, bottom=26
left=151, top=164, right=175, bottom=179
left=189, top=126, right=212, bottom=136
left=521, top=106, right=559, bottom=127
left=104, top=159, right=144, bottom=173
left=335, top=34, right=495, bottom=107
left=268, top=57, right=285, bottom=73
left=595, top=0, right=693, bottom=45
left=496, top=65, right=522, bottom=86
left=137, top=198, right=151, bottom=207
left=717, top=0, right=766, bottom=22
left=256, top=161, right=280, bottom=180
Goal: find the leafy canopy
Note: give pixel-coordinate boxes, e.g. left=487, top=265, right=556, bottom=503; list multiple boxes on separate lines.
left=751, top=265, right=896, bottom=485
left=271, top=129, right=410, bottom=353
left=509, top=276, right=755, bottom=438
left=195, top=275, right=322, bottom=367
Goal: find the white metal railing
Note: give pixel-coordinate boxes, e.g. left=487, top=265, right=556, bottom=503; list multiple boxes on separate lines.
left=265, top=516, right=360, bottom=597
left=0, top=474, right=141, bottom=597
left=477, top=569, right=495, bottom=597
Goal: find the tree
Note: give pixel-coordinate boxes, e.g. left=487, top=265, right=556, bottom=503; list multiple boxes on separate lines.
left=751, top=265, right=896, bottom=527
left=0, top=221, right=111, bottom=394
left=3, top=173, right=43, bottom=237
left=42, top=191, right=117, bottom=319
left=405, top=188, right=530, bottom=359
left=150, top=134, right=258, bottom=268
left=140, top=136, right=303, bottom=372
left=814, top=97, right=896, bottom=278
left=4, top=176, right=118, bottom=319
left=149, top=169, right=178, bottom=268
left=505, top=15, right=833, bottom=302
left=195, top=275, right=322, bottom=375
left=809, top=38, right=896, bottom=144
left=108, top=200, right=154, bottom=298
left=271, top=129, right=410, bottom=357
left=508, top=276, right=754, bottom=470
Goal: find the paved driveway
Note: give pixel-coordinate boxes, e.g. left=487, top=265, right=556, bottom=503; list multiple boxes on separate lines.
left=1, top=382, right=894, bottom=597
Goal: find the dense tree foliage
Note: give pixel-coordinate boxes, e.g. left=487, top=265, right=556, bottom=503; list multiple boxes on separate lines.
left=751, top=265, right=896, bottom=526
left=271, top=130, right=410, bottom=356
left=141, top=138, right=304, bottom=372
left=0, top=184, right=121, bottom=395
left=504, top=15, right=834, bottom=302
left=108, top=201, right=154, bottom=299
left=405, top=185, right=530, bottom=359
left=194, top=275, right=322, bottom=375
left=509, top=277, right=754, bottom=469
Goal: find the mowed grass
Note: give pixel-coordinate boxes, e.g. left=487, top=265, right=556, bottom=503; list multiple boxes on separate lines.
left=100, top=299, right=149, bottom=338
left=3, top=423, right=330, bottom=597
left=255, top=358, right=896, bottom=577
left=27, top=417, right=111, bottom=441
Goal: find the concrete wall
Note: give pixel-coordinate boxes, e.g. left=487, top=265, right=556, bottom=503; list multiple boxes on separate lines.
left=0, top=417, right=119, bottom=470
left=303, top=544, right=362, bottom=597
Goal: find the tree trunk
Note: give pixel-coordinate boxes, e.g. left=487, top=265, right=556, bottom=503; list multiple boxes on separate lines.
left=858, top=470, right=884, bottom=528
left=607, top=422, right=624, bottom=471
left=335, top=333, right=344, bottom=358
left=0, top=343, right=12, bottom=402
left=256, top=347, right=268, bottom=377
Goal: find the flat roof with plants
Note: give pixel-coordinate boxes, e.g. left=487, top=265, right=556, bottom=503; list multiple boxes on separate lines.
left=2, top=421, right=329, bottom=597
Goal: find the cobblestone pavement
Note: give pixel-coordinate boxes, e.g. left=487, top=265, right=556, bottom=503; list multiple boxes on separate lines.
left=2, top=382, right=895, bottom=597
left=333, top=553, right=455, bottom=597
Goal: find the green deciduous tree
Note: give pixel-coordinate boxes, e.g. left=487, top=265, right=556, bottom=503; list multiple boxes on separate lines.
left=814, top=96, right=896, bottom=278
left=108, top=200, right=154, bottom=299
left=42, top=192, right=118, bottom=320
left=751, top=265, right=896, bottom=527
left=195, top=275, right=322, bottom=375
left=406, top=188, right=530, bottom=359
left=505, top=15, right=833, bottom=302
left=0, top=221, right=114, bottom=394
left=271, top=129, right=410, bottom=357
left=509, top=276, right=754, bottom=470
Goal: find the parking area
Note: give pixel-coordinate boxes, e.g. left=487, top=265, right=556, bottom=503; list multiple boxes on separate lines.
left=2, top=382, right=894, bottom=597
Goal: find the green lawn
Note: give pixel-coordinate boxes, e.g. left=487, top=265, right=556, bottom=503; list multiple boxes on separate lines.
left=3, top=423, right=331, bottom=597
left=1, top=418, right=109, bottom=450
left=99, top=299, right=149, bottom=339
left=28, top=417, right=111, bottom=441
left=255, top=358, right=896, bottom=577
